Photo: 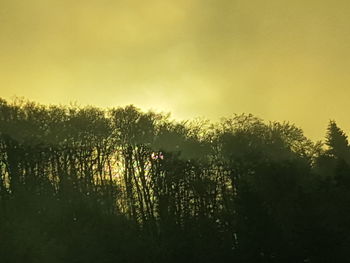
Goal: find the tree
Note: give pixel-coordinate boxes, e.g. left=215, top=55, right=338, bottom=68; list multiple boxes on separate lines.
left=326, top=121, right=350, bottom=161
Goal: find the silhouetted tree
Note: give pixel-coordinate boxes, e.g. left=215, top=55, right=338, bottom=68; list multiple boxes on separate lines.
left=0, top=98, right=350, bottom=262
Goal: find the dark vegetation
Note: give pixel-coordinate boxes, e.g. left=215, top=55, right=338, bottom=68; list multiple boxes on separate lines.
left=0, top=98, right=349, bottom=262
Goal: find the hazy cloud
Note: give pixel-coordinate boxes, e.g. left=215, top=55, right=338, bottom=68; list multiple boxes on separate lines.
left=1, top=0, right=350, bottom=139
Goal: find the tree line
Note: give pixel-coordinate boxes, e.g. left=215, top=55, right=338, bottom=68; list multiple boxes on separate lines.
left=0, top=98, right=349, bottom=262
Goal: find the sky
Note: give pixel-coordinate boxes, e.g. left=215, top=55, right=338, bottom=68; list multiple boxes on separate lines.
left=1, top=0, right=350, bottom=140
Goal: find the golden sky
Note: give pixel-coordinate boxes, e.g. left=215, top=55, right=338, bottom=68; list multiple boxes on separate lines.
left=1, top=0, right=350, bottom=140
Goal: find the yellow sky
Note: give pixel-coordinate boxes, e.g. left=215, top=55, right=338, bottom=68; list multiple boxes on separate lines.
left=1, top=0, right=350, bottom=140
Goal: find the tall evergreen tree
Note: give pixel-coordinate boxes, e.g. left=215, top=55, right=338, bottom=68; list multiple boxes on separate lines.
left=326, top=121, right=350, bottom=161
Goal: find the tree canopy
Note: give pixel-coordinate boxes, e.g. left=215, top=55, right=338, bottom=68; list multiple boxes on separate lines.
left=0, top=98, right=349, bottom=263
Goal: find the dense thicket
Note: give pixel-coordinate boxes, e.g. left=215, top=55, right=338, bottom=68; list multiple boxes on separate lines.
left=0, top=98, right=349, bottom=263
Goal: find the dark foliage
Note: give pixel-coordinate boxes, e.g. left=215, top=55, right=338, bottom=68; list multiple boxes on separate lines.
left=0, top=98, right=349, bottom=262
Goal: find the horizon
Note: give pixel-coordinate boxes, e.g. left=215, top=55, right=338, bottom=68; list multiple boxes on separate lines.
left=0, top=95, right=342, bottom=143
